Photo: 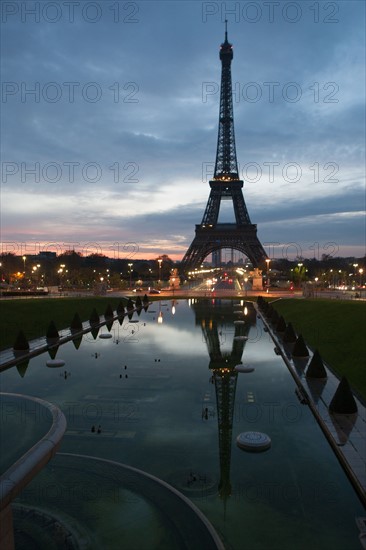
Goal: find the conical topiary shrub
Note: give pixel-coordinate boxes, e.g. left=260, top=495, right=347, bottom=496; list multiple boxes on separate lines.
left=271, top=309, right=279, bottom=326
left=329, top=408, right=357, bottom=445
left=143, top=294, right=149, bottom=305
left=329, top=377, right=358, bottom=414
left=48, top=345, right=59, bottom=359
left=70, top=312, right=83, bottom=333
left=104, top=304, right=114, bottom=319
left=292, top=334, right=309, bottom=358
left=276, top=315, right=286, bottom=332
left=72, top=335, right=83, bottom=350
left=306, top=349, right=327, bottom=379
left=135, top=296, right=142, bottom=308
left=16, top=360, right=29, bottom=378
left=89, top=308, right=100, bottom=326
left=91, top=326, right=99, bottom=340
left=116, top=301, right=125, bottom=325
left=127, top=298, right=134, bottom=311
left=283, top=322, right=297, bottom=343
left=46, top=320, right=59, bottom=342
left=13, top=330, right=30, bottom=354
left=117, top=301, right=125, bottom=316
left=265, top=304, right=274, bottom=318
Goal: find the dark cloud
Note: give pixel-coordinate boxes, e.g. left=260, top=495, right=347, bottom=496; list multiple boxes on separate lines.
left=1, top=1, right=365, bottom=259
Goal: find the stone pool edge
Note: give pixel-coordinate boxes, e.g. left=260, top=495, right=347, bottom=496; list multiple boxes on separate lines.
left=256, top=303, right=366, bottom=509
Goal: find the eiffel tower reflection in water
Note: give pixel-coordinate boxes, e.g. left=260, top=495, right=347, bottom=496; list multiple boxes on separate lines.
left=192, top=299, right=257, bottom=509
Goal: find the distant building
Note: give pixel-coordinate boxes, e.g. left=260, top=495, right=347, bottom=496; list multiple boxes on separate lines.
left=212, top=250, right=221, bottom=267
left=38, top=251, right=57, bottom=260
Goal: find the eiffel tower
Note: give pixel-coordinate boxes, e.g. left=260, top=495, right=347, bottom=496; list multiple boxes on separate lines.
left=193, top=299, right=256, bottom=506
left=181, top=24, right=267, bottom=271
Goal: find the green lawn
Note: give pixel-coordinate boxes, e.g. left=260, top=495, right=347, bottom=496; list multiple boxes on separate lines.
left=271, top=298, right=366, bottom=401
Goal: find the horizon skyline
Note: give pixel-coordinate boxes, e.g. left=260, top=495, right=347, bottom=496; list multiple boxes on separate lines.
left=1, top=245, right=365, bottom=264
left=1, top=1, right=365, bottom=262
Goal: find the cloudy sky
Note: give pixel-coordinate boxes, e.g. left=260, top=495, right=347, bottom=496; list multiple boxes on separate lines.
left=1, top=0, right=365, bottom=262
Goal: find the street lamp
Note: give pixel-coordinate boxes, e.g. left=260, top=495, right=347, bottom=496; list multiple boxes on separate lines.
left=351, top=263, right=358, bottom=286
left=22, top=255, right=26, bottom=273
left=265, top=258, right=271, bottom=292
left=128, top=263, right=133, bottom=289
left=359, top=268, right=364, bottom=287
left=297, top=262, right=303, bottom=288
left=244, top=277, right=248, bottom=297
left=158, top=259, right=162, bottom=283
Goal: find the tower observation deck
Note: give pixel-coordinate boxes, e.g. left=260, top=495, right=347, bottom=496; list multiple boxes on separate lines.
left=180, top=24, right=267, bottom=271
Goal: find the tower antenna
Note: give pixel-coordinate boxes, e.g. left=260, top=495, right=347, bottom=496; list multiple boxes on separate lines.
left=181, top=31, right=267, bottom=271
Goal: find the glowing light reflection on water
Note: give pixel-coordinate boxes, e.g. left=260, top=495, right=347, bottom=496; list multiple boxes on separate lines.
left=1, top=299, right=364, bottom=549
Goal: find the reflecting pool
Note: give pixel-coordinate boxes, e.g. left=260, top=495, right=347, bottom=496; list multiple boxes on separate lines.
left=1, top=299, right=364, bottom=549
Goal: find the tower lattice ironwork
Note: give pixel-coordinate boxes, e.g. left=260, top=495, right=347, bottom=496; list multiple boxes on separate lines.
left=181, top=25, right=267, bottom=271
left=193, top=299, right=256, bottom=506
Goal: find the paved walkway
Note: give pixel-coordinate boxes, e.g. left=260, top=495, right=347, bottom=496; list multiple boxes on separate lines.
left=259, top=308, right=366, bottom=508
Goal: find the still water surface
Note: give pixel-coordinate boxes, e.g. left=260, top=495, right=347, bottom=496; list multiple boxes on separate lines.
left=1, top=299, right=364, bottom=549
